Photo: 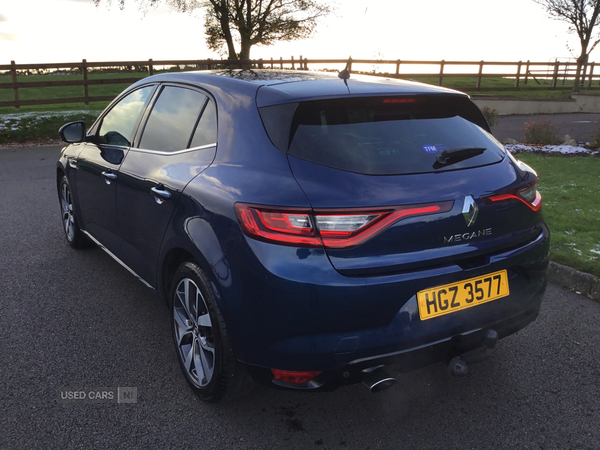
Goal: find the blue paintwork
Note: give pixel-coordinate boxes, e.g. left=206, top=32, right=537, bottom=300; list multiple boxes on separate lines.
left=57, top=70, right=549, bottom=389
left=72, top=142, right=126, bottom=254
left=116, top=147, right=217, bottom=287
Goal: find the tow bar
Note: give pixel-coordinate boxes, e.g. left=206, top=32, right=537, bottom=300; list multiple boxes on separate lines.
left=448, top=329, right=499, bottom=378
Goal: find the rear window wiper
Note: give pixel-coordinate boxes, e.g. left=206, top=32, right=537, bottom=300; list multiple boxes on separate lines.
left=435, top=146, right=486, bottom=167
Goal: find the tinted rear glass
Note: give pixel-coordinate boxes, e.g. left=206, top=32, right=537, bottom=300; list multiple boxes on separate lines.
left=139, top=86, right=208, bottom=152
left=260, top=95, right=505, bottom=175
left=190, top=99, right=217, bottom=148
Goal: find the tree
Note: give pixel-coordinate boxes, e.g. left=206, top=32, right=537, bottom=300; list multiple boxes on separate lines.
left=534, top=0, right=600, bottom=93
left=93, top=0, right=332, bottom=61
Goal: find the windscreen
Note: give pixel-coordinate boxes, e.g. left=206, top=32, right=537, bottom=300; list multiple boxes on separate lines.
left=260, top=95, right=505, bottom=175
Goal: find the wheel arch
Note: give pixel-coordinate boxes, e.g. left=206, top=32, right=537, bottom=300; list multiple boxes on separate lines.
left=158, top=213, right=230, bottom=305
left=159, top=246, right=214, bottom=306
left=56, top=166, right=66, bottom=189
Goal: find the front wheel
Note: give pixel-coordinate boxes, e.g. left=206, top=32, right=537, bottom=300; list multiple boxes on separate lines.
left=58, top=175, right=90, bottom=249
left=171, top=262, right=253, bottom=402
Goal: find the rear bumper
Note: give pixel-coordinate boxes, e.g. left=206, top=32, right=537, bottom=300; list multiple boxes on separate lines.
left=247, top=291, right=543, bottom=390
left=220, top=225, right=549, bottom=389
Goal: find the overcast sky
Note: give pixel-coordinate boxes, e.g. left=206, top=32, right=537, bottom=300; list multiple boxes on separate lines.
left=0, top=0, right=586, bottom=66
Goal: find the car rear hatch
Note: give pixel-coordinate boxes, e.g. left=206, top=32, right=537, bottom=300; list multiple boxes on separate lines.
left=257, top=94, right=543, bottom=276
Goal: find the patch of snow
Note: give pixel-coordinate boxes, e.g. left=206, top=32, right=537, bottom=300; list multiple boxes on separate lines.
left=505, top=144, right=599, bottom=156
left=0, top=110, right=100, bottom=132
left=0, top=110, right=97, bottom=121
left=566, top=243, right=583, bottom=256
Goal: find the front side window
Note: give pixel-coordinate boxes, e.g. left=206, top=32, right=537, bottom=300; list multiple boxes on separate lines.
left=139, top=86, right=208, bottom=152
left=98, top=86, right=153, bottom=147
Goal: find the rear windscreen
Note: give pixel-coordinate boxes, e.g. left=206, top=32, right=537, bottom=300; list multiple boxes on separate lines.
left=259, top=95, right=505, bottom=175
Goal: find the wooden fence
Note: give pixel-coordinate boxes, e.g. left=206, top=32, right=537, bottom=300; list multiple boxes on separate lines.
left=1, top=57, right=598, bottom=109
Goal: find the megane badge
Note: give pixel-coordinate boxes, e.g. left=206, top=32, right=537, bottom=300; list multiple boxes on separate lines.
left=462, top=196, right=479, bottom=227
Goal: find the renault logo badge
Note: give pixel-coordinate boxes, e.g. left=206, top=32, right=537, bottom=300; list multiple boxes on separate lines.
left=462, top=196, right=479, bottom=227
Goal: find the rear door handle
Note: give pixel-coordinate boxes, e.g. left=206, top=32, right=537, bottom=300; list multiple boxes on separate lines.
left=101, top=171, right=117, bottom=184
left=151, top=186, right=171, bottom=204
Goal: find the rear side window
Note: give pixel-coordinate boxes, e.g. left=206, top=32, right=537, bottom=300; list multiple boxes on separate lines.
left=139, top=86, right=208, bottom=152
left=190, top=99, right=217, bottom=148
left=260, top=95, right=504, bottom=175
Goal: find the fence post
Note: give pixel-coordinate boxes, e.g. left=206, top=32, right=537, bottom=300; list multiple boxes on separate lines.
left=589, top=62, right=595, bottom=88
left=299, top=55, right=303, bottom=70
left=476, top=60, right=484, bottom=88
left=524, top=60, right=530, bottom=85
left=280, top=57, right=283, bottom=69
left=304, top=58, right=308, bottom=70
left=258, top=58, right=264, bottom=69
left=82, top=59, right=89, bottom=106
left=551, top=60, right=559, bottom=88
left=270, top=57, right=273, bottom=69
left=438, top=60, right=445, bottom=86
left=396, top=59, right=400, bottom=76
left=515, top=61, right=522, bottom=88
left=10, top=60, right=19, bottom=110
left=148, top=59, right=154, bottom=76
left=581, top=62, right=588, bottom=88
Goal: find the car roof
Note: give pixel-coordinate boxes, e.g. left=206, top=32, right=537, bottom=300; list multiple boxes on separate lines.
left=134, top=69, right=468, bottom=108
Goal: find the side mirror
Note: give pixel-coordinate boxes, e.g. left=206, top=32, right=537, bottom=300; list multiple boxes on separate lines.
left=59, top=121, right=86, bottom=143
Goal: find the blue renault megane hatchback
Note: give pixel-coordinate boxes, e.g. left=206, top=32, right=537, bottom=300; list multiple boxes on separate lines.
left=57, top=69, right=549, bottom=402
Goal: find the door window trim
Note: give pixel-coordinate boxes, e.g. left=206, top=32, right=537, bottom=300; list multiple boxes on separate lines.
left=128, top=142, right=217, bottom=156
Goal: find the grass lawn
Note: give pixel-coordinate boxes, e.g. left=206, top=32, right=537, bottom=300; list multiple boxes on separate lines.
left=517, top=153, right=600, bottom=277
left=0, top=110, right=102, bottom=144
left=0, top=72, right=145, bottom=114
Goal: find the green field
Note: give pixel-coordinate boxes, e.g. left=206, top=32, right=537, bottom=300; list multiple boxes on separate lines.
left=0, top=110, right=101, bottom=144
left=517, top=153, right=600, bottom=277
left=0, top=72, right=145, bottom=114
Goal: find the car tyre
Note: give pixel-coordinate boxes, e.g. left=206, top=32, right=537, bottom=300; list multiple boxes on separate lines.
left=171, top=262, right=254, bottom=402
left=58, top=175, right=91, bottom=249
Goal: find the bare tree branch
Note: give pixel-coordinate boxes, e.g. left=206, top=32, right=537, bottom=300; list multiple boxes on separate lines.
left=534, top=0, right=600, bottom=92
left=92, top=0, right=332, bottom=60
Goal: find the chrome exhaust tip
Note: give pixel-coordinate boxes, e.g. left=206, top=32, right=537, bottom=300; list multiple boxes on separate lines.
left=362, top=367, right=397, bottom=393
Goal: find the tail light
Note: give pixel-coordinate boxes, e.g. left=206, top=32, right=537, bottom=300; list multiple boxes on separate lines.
left=485, top=181, right=542, bottom=212
left=271, top=369, right=321, bottom=385
left=235, top=201, right=454, bottom=249
left=382, top=98, right=417, bottom=104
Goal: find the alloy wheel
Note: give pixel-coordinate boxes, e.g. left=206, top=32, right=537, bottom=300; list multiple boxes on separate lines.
left=173, top=278, right=215, bottom=387
left=60, top=182, right=75, bottom=242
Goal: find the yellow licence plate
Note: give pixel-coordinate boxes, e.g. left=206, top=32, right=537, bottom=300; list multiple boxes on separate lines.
left=417, top=270, right=509, bottom=321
